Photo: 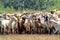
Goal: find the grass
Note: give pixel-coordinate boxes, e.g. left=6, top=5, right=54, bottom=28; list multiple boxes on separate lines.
left=0, top=5, right=60, bottom=14
left=0, top=34, right=60, bottom=40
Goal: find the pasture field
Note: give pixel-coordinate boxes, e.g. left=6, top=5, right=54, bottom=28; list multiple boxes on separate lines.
left=0, top=34, right=60, bottom=40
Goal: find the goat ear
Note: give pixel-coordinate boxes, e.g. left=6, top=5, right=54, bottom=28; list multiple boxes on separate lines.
left=15, top=16, right=17, bottom=18
left=7, top=15, right=10, bottom=17
left=16, top=16, right=20, bottom=19
left=13, top=16, right=17, bottom=20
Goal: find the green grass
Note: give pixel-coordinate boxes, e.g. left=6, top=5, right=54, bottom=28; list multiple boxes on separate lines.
left=0, top=5, right=60, bottom=13
left=0, top=7, right=16, bottom=13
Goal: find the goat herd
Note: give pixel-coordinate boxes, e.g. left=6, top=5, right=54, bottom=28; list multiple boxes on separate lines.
left=0, top=10, right=60, bottom=35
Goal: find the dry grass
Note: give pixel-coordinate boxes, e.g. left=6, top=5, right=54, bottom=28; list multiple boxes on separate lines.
left=0, top=34, right=60, bottom=40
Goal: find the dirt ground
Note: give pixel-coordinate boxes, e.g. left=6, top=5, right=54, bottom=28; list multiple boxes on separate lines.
left=0, top=34, right=60, bottom=40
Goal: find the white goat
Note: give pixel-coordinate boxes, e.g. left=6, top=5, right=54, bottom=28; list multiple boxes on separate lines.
left=0, top=16, right=17, bottom=34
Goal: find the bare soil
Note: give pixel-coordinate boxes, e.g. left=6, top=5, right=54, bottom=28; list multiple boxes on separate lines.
left=0, top=34, right=60, bottom=40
